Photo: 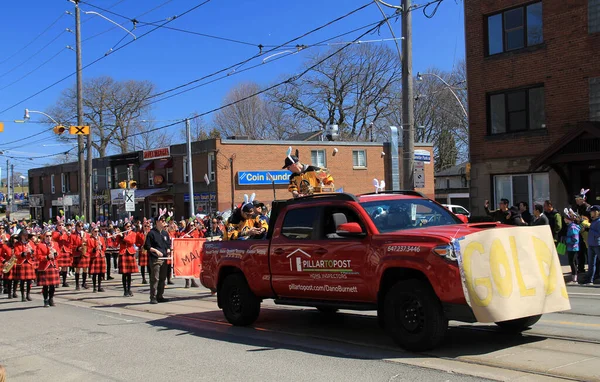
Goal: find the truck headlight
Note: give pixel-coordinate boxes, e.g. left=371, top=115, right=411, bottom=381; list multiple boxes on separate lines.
left=432, top=244, right=457, bottom=262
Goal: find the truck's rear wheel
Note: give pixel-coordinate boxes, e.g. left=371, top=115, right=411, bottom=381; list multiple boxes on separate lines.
left=384, top=279, right=448, bottom=351
left=220, top=274, right=260, bottom=326
left=496, top=315, right=541, bottom=332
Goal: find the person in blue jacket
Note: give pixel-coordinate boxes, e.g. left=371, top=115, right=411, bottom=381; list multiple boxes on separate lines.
left=586, top=205, right=600, bottom=285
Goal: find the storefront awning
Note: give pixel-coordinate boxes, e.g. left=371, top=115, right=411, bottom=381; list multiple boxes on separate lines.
left=139, top=161, right=155, bottom=171
left=134, top=188, right=169, bottom=201
left=155, top=158, right=173, bottom=169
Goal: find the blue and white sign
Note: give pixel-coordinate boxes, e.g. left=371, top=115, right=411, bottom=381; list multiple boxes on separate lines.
left=414, top=149, right=431, bottom=163
left=238, top=170, right=290, bottom=185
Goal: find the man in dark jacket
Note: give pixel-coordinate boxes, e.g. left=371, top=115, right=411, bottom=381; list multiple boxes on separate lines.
left=485, top=198, right=510, bottom=223
left=544, top=200, right=562, bottom=243
left=531, top=204, right=550, bottom=226
left=519, top=201, right=533, bottom=225
left=144, top=216, right=172, bottom=304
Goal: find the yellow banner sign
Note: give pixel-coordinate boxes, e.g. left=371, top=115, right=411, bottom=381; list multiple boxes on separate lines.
left=69, top=125, right=90, bottom=135
left=456, top=226, right=570, bottom=323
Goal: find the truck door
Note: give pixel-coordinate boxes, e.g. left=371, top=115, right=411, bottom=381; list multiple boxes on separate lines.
left=270, top=204, right=369, bottom=301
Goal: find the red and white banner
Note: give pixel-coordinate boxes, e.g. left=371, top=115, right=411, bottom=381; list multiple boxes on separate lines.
left=172, top=238, right=205, bottom=278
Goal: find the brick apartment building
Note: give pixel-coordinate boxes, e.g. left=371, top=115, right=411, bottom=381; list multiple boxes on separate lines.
left=465, top=0, right=600, bottom=215
left=28, top=134, right=435, bottom=222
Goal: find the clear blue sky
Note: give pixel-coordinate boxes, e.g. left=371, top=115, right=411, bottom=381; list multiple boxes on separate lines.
left=0, top=0, right=464, bottom=174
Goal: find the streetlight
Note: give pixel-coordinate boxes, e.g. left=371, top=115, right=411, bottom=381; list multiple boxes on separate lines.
left=23, top=109, right=66, bottom=133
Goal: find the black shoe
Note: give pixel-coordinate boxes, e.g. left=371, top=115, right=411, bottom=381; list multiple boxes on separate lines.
left=63, top=282, right=69, bottom=288
left=184, top=280, right=190, bottom=288
left=93, top=288, right=97, bottom=293
left=128, top=291, right=134, bottom=297
left=44, top=299, right=49, bottom=308
left=8, top=293, right=13, bottom=299
left=75, top=286, right=81, bottom=291
left=167, top=281, right=174, bottom=285
left=49, top=298, right=55, bottom=307
left=190, top=280, right=200, bottom=288
left=26, top=294, right=32, bottom=301
left=97, top=287, right=105, bottom=292
left=12, top=292, right=17, bottom=298
left=82, top=283, right=89, bottom=290
left=21, top=296, right=26, bottom=302
left=141, top=279, right=148, bottom=284
left=123, top=292, right=129, bottom=297
left=150, top=298, right=158, bottom=304
left=107, top=276, right=114, bottom=280
left=156, top=297, right=169, bottom=303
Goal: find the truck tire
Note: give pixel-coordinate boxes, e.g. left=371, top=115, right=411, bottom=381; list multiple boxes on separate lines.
left=384, top=279, right=448, bottom=351
left=495, top=315, right=541, bottom=332
left=220, top=274, right=261, bottom=326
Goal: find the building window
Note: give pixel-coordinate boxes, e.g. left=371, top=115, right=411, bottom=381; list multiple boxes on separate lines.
left=352, top=150, right=366, bottom=168
left=488, top=86, right=545, bottom=134
left=446, top=179, right=450, bottom=189
left=590, top=0, right=600, bottom=34
left=493, top=173, right=549, bottom=210
left=39, top=176, right=44, bottom=194
left=114, top=167, right=119, bottom=185
left=65, top=173, right=71, bottom=192
left=208, top=152, right=216, bottom=181
left=310, top=150, right=326, bottom=167
left=106, top=167, right=112, bottom=189
left=93, top=169, right=98, bottom=191
left=167, top=167, right=173, bottom=184
left=183, top=156, right=189, bottom=184
left=51, top=174, right=55, bottom=194
left=591, top=77, right=600, bottom=121
left=61, top=173, right=66, bottom=193
left=148, top=170, right=154, bottom=187
left=487, top=2, right=543, bottom=55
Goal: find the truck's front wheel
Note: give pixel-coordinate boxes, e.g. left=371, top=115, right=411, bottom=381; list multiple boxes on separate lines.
left=220, top=274, right=261, bottom=326
left=384, top=279, right=448, bottom=351
left=496, top=315, right=541, bottom=332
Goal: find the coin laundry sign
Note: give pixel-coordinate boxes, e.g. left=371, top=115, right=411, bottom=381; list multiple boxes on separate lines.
left=238, top=170, right=290, bottom=185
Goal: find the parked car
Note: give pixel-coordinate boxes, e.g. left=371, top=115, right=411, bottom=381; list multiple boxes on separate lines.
left=442, top=204, right=471, bottom=218
left=201, top=192, right=540, bottom=351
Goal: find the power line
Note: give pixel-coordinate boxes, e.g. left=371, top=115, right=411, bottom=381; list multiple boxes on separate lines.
left=0, top=50, right=66, bottom=91
left=0, top=12, right=66, bottom=66
left=0, top=0, right=212, bottom=116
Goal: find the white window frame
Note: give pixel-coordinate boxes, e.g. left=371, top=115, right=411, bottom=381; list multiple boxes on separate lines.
left=352, top=150, right=367, bottom=168
left=208, top=152, right=216, bottom=181
left=92, top=169, right=98, bottom=191
left=148, top=169, right=154, bottom=187
left=493, top=172, right=550, bottom=211
left=61, top=173, right=66, bottom=193
left=51, top=174, right=55, bottom=194
left=183, top=156, right=189, bottom=184
left=310, top=149, right=326, bottom=167
left=106, top=167, right=112, bottom=189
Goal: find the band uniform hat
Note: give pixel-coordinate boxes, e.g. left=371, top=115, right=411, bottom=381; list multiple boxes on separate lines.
left=282, top=155, right=299, bottom=169
left=589, top=205, right=600, bottom=212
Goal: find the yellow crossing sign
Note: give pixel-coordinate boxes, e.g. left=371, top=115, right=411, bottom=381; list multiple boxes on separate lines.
left=69, top=125, right=90, bottom=135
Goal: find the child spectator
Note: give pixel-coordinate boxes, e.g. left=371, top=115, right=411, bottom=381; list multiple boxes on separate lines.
left=564, top=213, right=581, bottom=284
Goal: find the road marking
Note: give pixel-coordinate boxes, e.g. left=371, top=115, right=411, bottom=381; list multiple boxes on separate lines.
left=541, top=319, right=600, bottom=328
left=568, top=292, right=600, bottom=296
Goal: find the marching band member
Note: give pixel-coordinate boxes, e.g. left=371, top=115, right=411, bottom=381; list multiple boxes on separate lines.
left=88, top=227, right=106, bottom=293
left=1, top=233, right=14, bottom=298
left=0, top=225, right=8, bottom=296
left=52, top=220, right=72, bottom=287
left=3, top=235, right=19, bottom=298
left=137, top=221, right=150, bottom=284
left=119, top=221, right=138, bottom=297
left=13, top=229, right=37, bottom=302
left=70, top=222, right=90, bottom=290
left=105, top=227, right=119, bottom=280
left=36, top=231, right=60, bottom=307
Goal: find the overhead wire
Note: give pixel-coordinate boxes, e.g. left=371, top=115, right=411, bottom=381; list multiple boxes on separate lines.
left=0, top=50, right=66, bottom=91
left=0, top=0, right=213, bottom=116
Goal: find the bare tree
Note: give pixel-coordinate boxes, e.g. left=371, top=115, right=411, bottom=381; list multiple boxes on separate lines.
left=270, top=43, right=401, bottom=141
left=178, top=115, right=220, bottom=143
left=46, top=76, right=155, bottom=157
left=129, top=121, right=173, bottom=151
left=213, top=82, right=268, bottom=139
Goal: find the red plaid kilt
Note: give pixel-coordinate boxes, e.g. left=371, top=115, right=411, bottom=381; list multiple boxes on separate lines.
left=57, top=252, right=73, bottom=268
left=3, top=265, right=15, bottom=280
left=89, top=256, right=107, bottom=275
left=119, top=254, right=138, bottom=274
left=73, top=255, right=90, bottom=269
left=15, top=263, right=36, bottom=281
left=138, top=250, right=148, bottom=267
left=37, top=265, right=60, bottom=286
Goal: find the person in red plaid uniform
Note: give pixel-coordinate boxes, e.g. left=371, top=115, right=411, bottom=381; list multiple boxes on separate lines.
left=0, top=226, right=9, bottom=297
left=119, top=221, right=138, bottom=297
left=52, top=220, right=72, bottom=287
left=136, top=221, right=150, bottom=284
left=70, top=222, right=90, bottom=291
left=13, top=229, right=37, bottom=302
left=105, top=227, right=119, bottom=280
left=1, top=233, right=14, bottom=298
left=36, top=231, right=60, bottom=307
left=88, top=227, right=106, bottom=293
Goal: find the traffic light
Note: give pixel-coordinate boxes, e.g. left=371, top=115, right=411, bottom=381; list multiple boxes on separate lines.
left=53, top=125, right=66, bottom=134
left=128, top=180, right=137, bottom=189
left=118, top=181, right=127, bottom=189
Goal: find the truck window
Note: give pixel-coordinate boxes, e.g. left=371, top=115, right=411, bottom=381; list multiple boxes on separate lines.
left=281, top=207, right=319, bottom=240
left=320, top=206, right=364, bottom=239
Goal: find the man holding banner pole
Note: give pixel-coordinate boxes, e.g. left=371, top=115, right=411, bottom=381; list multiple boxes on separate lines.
left=144, top=215, right=171, bottom=305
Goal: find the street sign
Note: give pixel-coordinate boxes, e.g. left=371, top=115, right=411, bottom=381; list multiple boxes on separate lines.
left=124, top=189, right=135, bottom=212
left=414, top=161, right=425, bottom=188
left=69, top=125, right=90, bottom=135
left=0, top=122, right=4, bottom=132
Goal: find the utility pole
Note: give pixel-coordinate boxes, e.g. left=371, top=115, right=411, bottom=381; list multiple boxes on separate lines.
left=75, top=1, right=86, bottom=219
left=127, top=164, right=133, bottom=220
left=6, top=160, right=10, bottom=221
left=185, top=118, right=195, bottom=218
left=401, top=0, right=415, bottom=190
left=229, top=155, right=235, bottom=211
left=87, top=126, right=93, bottom=220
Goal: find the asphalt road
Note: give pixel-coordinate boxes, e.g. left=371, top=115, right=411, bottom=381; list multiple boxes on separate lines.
left=1, top=277, right=599, bottom=381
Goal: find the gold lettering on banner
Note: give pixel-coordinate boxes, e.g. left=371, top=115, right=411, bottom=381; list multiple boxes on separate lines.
left=532, top=236, right=568, bottom=299
left=490, top=239, right=512, bottom=298
left=509, top=236, right=535, bottom=297
left=463, top=241, right=492, bottom=307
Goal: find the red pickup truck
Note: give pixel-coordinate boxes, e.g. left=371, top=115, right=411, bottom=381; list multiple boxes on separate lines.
left=201, top=192, right=541, bottom=351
